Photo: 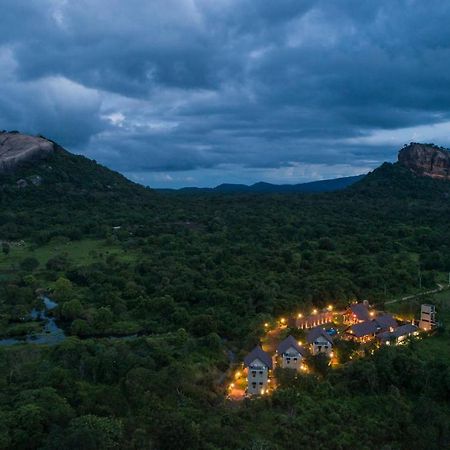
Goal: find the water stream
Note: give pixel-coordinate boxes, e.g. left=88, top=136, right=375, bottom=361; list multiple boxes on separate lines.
left=0, top=296, right=66, bottom=346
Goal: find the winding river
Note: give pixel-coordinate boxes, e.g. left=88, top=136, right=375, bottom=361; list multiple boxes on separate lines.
left=0, top=296, right=66, bottom=346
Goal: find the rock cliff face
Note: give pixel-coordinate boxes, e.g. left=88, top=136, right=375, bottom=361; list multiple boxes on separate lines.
left=398, top=143, right=450, bottom=180
left=0, top=132, right=54, bottom=173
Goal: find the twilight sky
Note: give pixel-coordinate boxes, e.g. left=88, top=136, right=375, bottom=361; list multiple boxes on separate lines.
left=2, top=1, right=450, bottom=187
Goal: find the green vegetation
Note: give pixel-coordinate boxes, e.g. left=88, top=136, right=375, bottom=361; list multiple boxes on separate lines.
left=0, top=149, right=449, bottom=448
left=0, top=239, right=132, bottom=272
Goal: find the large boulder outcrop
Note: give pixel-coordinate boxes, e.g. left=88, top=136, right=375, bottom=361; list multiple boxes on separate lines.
left=398, top=143, right=450, bottom=180
left=0, top=132, right=54, bottom=173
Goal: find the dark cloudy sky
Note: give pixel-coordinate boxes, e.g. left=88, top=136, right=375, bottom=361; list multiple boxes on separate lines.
left=2, top=1, right=450, bottom=187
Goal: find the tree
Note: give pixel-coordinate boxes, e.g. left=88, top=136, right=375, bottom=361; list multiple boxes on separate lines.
left=318, top=237, right=336, bottom=251
left=274, top=367, right=297, bottom=388
left=53, top=277, right=73, bottom=302
left=93, top=307, right=113, bottom=331
left=62, top=415, right=123, bottom=450
left=306, top=353, right=330, bottom=377
left=71, top=319, right=92, bottom=336
left=334, top=340, right=359, bottom=364
left=10, top=404, right=45, bottom=449
left=1, top=242, right=10, bottom=256
left=46, top=254, right=69, bottom=271
left=0, top=412, right=11, bottom=450
left=189, top=314, right=218, bottom=337
left=20, top=257, right=39, bottom=272
left=62, top=299, right=83, bottom=321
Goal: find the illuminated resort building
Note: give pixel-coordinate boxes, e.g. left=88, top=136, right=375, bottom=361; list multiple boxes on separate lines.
left=419, top=304, right=436, bottom=331
left=345, top=314, right=398, bottom=343
left=306, top=327, right=334, bottom=355
left=296, top=311, right=333, bottom=329
left=276, top=335, right=307, bottom=370
left=378, top=323, right=419, bottom=345
left=244, top=346, right=273, bottom=395
left=343, top=302, right=371, bottom=324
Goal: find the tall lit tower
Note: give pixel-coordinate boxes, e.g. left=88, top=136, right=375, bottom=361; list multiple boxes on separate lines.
left=419, top=304, right=436, bottom=331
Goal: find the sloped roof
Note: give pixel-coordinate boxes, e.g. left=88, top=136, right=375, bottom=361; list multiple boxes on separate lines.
left=379, top=324, right=418, bottom=341
left=347, top=320, right=378, bottom=338
left=349, top=303, right=370, bottom=321
left=374, top=314, right=398, bottom=330
left=243, top=346, right=273, bottom=369
left=306, top=327, right=333, bottom=344
left=276, top=335, right=307, bottom=356
left=392, top=323, right=418, bottom=337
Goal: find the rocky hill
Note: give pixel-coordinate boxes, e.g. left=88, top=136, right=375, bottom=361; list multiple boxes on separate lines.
left=0, top=131, right=147, bottom=194
left=398, top=142, right=450, bottom=180
left=0, top=132, right=157, bottom=242
left=0, top=131, right=54, bottom=173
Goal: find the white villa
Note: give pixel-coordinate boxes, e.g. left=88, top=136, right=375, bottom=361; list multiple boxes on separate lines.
left=276, top=335, right=308, bottom=370
left=306, top=327, right=333, bottom=356
left=244, top=346, right=273, bottom=395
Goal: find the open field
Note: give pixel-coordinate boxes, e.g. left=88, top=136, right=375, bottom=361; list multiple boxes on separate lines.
left=414, top=289, right=450, bottom=360
left=385, top=287, right=450, bottom=360
left=0, top=238, right=138, bottom=274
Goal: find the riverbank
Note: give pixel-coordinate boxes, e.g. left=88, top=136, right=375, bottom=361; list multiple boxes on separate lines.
left=0, top=296, right=65, bottom=346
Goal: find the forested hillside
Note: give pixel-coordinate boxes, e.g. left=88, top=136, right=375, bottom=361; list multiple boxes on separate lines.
left=0, top=147, right=449, bottom=449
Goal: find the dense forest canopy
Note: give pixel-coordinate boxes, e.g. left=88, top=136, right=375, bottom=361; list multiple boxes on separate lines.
left=0, top=147, right=449, bottom=449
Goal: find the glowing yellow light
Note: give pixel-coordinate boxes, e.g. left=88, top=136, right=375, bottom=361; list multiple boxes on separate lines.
left=264, top=323, right=269, bottom=327
left=229, top=383, right=235, bottom=389
left=328, top=305, right=333, bottom=311
left=370, top=311, right=375, bottom=317
left=280, top=318, right=286, bottom=324
left=298, top=313, right=303, bottom=318
left=298, top=341, right=302, bottom=346
left=235, top=371, right=241, bottom=379
left=313, top=309, right=318, bottom=314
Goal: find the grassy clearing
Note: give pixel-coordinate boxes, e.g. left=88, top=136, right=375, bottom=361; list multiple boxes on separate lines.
left=418, top=290, right=448, bottom=358
left=386, top=287, right=450, bottom=360
left=0, top=238, right=137, bottom=273
left=436, top=271, right=450, bottom=284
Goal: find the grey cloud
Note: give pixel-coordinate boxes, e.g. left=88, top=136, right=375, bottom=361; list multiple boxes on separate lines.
left=1, top=0, right=450, bottom=186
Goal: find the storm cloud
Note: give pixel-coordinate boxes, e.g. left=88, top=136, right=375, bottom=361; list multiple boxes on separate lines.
left=2, top=0, right=450, bottom=187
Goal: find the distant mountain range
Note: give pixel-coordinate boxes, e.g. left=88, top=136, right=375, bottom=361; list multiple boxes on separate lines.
left=157, top=175, right=366, bottom=194
left=3, top=130, right=450, bottom=196
left=0, top=131, right=366, bottom=194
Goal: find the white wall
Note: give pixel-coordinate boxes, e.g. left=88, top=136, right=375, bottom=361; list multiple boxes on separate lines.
left=247, top=358, right=269, bottom=395
left=311, top=335, right=332, bottom=355
left=280, top=346, right=302, bottom=370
